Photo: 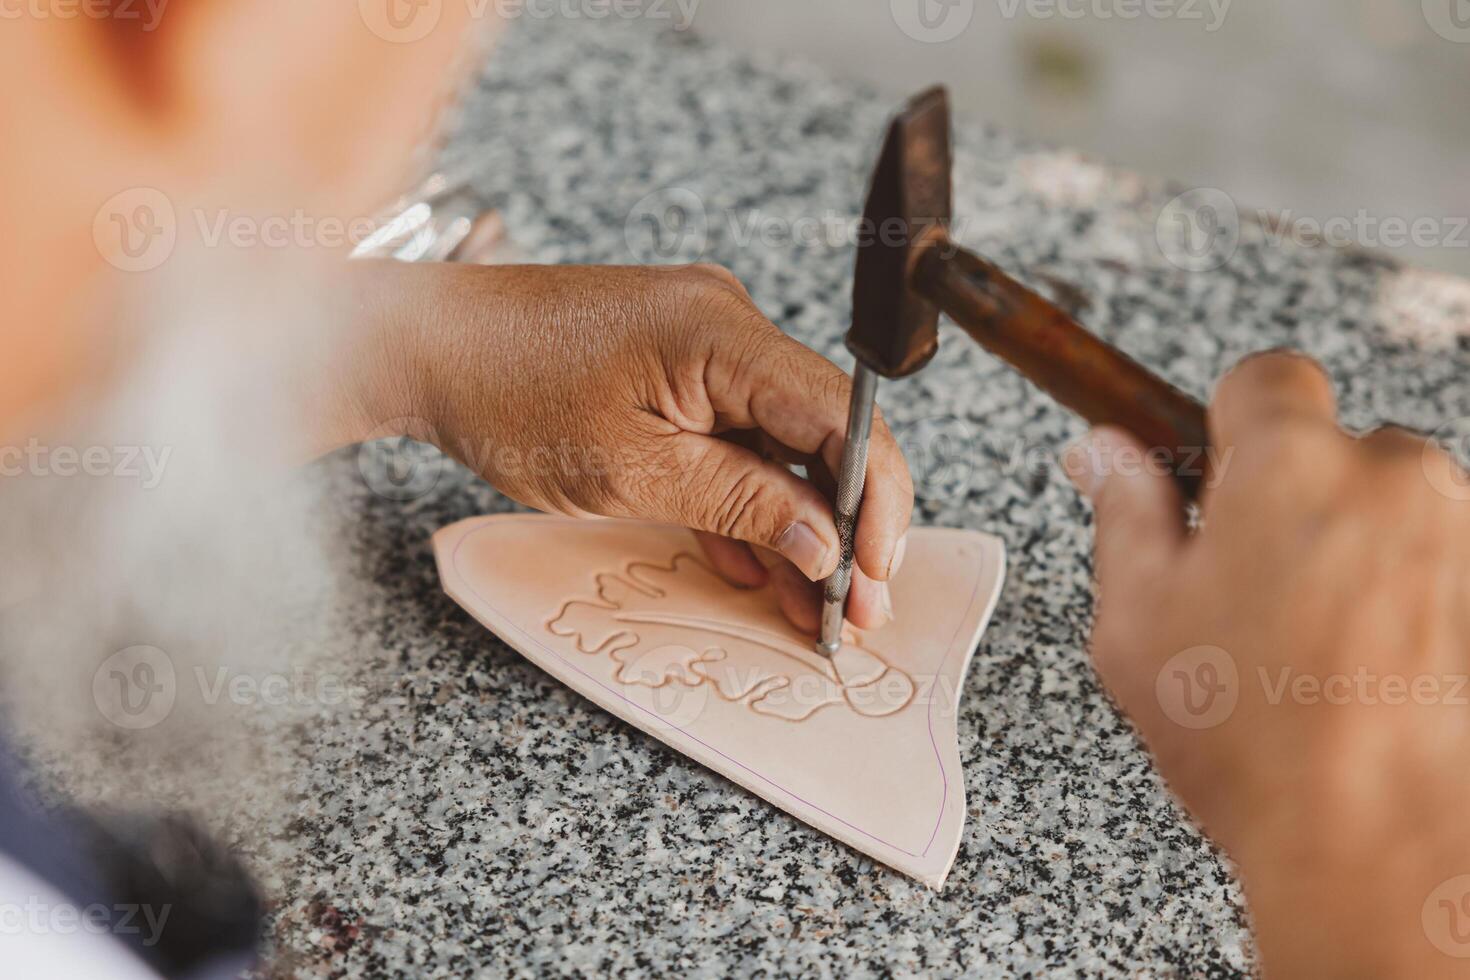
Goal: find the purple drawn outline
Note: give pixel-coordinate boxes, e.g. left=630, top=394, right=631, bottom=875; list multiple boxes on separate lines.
left=449, top=517, right=990, bottom=859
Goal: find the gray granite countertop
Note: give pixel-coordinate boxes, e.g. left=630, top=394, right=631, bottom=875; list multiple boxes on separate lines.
left=27, top=14, right=1470, bottom=980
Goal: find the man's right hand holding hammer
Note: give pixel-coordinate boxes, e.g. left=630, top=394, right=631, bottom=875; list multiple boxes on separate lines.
left=1066, top=351, right=1470, bottom=979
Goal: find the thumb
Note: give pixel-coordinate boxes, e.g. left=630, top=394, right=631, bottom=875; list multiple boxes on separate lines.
left=626, top=431, right=840, bottom=582
left=1063, top=427, right=1187, bottom=596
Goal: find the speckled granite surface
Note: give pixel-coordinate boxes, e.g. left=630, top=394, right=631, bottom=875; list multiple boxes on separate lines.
left=30, top=15, right=1470, bottom=979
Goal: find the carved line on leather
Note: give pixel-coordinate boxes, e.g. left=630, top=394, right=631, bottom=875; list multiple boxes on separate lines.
left=546, top=551, right=916, bottom=722
left=613, top=612, right=839, bottom=681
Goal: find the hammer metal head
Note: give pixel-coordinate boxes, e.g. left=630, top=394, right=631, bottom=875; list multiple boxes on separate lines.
left=847, top=86, right=953, bottom=379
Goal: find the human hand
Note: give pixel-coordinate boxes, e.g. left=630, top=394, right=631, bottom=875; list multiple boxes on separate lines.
left=1063, top=351, right=1470, bottom=977
left=351, top=260, right=912, bottom=633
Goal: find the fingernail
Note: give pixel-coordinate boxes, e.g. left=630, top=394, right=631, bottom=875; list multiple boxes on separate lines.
left=777, top=522, right=829, bottom=581
left=879, top=583, right=894, bottom=623
left=887, top=533, right=909, bottom=579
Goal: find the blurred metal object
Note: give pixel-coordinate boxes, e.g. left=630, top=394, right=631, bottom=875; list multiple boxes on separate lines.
left=425, top=215, right=474, bottom=262
left=350, top=170, right=498, bottom=264
left=450, top=211, right=509, bottom=265
left=351, top=201, right=434, bottom=260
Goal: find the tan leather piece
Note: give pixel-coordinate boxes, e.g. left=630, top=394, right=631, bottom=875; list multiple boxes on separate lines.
left=433, top=515, right=1007, bottom=888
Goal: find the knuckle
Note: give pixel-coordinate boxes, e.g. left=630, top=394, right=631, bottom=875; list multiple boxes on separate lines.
left=1278, top=448, right=1452, bottom=561
left=1359, top=443, right=1445, bottom=502
left=1419, top=440, right=1470, bottom=491
left=572, top=462, right=630, bottom=516
left=1224, top=350, right=1332, bottom=396
left=1241, top=418, right=1343, bottom=482
left=1213, top=353, right=1337, bottom=443
left=689, top=262, right=744, bottom=291
left=725, top=319, right=787, bottom=383
left=1359, top=425, right=1434, bottom=474
left=1360, top=423, right=1426, bottom=449
left=670, top=276, right=774, bottom=343
left=730, top=305, right=784, bottom=348
left=707, top=466, right=776, bottom=540
left=819, top=369, right=851, bottom=413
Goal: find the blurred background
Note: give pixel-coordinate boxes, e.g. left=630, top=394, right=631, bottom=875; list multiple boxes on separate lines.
left=692, top=0, right=1470, bottom=274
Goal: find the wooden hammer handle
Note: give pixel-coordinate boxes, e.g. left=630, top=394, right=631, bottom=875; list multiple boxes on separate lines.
left=913, top=243, right=1210, bottom=498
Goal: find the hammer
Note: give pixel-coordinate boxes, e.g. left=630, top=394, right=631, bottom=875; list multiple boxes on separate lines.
left=817, top=86, right=1210, bottom=656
